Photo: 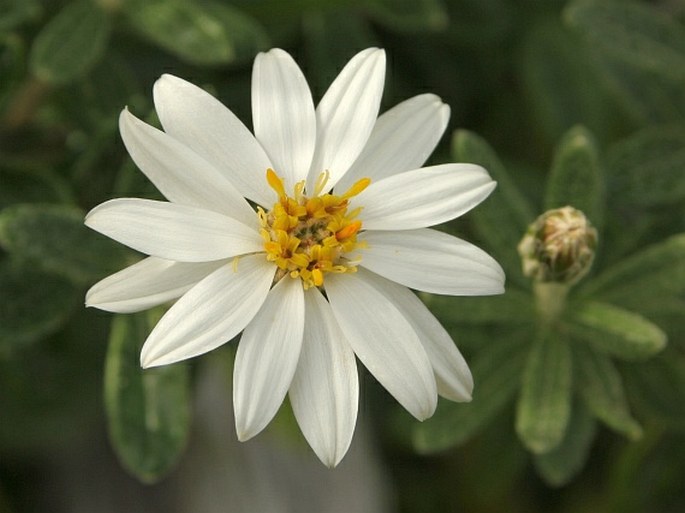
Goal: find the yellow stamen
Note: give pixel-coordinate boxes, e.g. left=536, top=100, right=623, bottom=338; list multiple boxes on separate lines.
left=259, top=170, right=371, bottom=288
left=266, top=168, right=286, bottom=197
left=336, top=221, right=362, bottom=240
left=312, top=268, right=324, bottom=287
left=341, top=178, right=371, bottom=199
left=314, top=170, right=330, bottom=196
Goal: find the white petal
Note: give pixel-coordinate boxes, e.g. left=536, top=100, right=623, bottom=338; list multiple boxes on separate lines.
left=325, top=272, right=437, bottom=420
left=234, top=277, right=305, bottom=441
left=356, top=163, right=496, bottom=231
left=307, top=48, right=386, bottom=191
left=140, top=254, right=274, bottom=367
left=358, top=269, right=473, bottom=402
left=86, top=257, right=226, bottom=313
left=335, top=94, right=450, bottom=192
left=289, top=288, right=359, bottom=467
left=153, top=74, right=274, bottom=206
left=252, top=49, right=316, bottom=189
left=85, top=198, right=263, bottom=262
left=119, top=109, right=256, bottom=227
left=359, top=229, right=505, bottom=296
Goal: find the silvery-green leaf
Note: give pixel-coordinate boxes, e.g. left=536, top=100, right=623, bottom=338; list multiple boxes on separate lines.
left=0, top=204, right=127, bottom=285
left=565, top=0, right=685, bottom=80
left=622, top=353, right=685, bottom=425
left=29, top=0, right=110, bottom=84
left=565, top=0, right=685, bottom=123
left=573, top=343, right=642, bottom=439
left=413, top=337, right=527, bottom=453
left=568, top=301, right=666, bottom=361
left=516, top=330, right=572, bottom=454
left=579, top=234, right=685, bottom=306
left=534, top=401, right=596, bottom=487
left=0, top=259, right=78, bottom=353
left=104, top=311, right=190, bottom=483
left=521, top=21, right=611, bottom=144
left=606, top=126, right=685, bottom=208
left=122, top=0, right=267, bottom=66
left=545, top=126, right=603, bottom=230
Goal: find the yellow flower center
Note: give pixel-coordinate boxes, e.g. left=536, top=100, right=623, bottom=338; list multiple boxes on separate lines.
left=258, top=168, right=370, bottom=289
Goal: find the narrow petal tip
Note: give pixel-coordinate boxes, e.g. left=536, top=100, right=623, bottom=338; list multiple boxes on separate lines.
left=139, top=352, right=154, bottom=369
left=235, top=430, right=249, bottom=443
left=322, top=456, right=339, bottom=469
left=235, top=424, right=259, bottom=443
left=312, top=445, right=346, bottom=469
left=139, top=341, right=181, bottom=369
left=139, top=342, right=165, bottom=369
left=154, top=73, right=182, bottom=89
left=415, top=406, right=436, bottom=423
left=84, top=288, right=95, bottom=308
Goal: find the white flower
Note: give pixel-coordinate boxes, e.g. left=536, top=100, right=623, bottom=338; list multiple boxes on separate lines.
left=85, top=48, right=505, bottom=467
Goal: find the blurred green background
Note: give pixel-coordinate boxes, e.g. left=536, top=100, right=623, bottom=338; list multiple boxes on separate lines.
left=2, top=0, right=685, bottom=511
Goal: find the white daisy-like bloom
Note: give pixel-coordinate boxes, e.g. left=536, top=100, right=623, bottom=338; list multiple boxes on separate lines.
left=85, top=48, right=505, bottom=467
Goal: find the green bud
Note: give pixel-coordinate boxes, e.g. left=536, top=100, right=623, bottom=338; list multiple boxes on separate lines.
left=518, top=206, right=597, bottom=285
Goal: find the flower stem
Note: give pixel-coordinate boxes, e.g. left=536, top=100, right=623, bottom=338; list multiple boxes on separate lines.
left=533, top=282, right=569, bottom=326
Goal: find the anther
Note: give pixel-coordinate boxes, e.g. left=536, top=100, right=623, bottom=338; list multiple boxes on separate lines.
left=336, top=221, right=362, bottom=240
left=266, top=168, right=286, bottom=198
left=341, top=178, right=371, bottom=199
left=314, top=171, right=331, bottom=196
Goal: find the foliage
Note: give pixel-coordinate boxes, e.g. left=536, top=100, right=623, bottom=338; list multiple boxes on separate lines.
left=2, top=0, right=685, bottom=511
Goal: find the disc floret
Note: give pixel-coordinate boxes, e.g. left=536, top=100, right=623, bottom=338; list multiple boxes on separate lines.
left=258, top=169, right=370, bottom=289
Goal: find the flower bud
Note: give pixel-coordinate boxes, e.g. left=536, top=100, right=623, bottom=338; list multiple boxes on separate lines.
left=518, top=206, right=597, bottom=285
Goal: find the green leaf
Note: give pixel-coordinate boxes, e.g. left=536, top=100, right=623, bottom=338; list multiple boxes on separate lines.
left=568, top=301, right=666, bottom=361
left=599, top=54, right=685, bottom=123
left=0, top=203, right=127, bottom=285
left=579, top=234, right=685, bottom=306
left=573, top=343, right=642, bottom=439
left=441, top=0, right=515, bottom=46
left=606, top=126, right=685, bottom=208
left=452, top=130, right=535, bottom=287
left=622, top=352, right=685, bottom=425
left=516, top=330, right=572, bottom=454
left=0, top=307, right=107, bottom=450
left=104, top=312, right=190, bottom=483
left=565, top=0, right=685, bottom=123
left=123, top=0, right=268, bottom=66
left=545, top=126, right=603, bottom=229
left=29, top=0, right=110, bottom=85
left=521, top=21, right=611, bottom=144
left=0, top=34, right=25, bottom=112
left=0, top=166, right=72, bottom=209
left=60, top=51, right=144, bottom=129
left=425, top=287, right=534, bottom=326
left=0, top=259, right=78, bottom=354
left=413, top=338, right=527, bottom=453
left=624, top=296, right=685, bottom=342
left=459, top=418, right=528, bottom=504
left=0, top=0, right=41, bottom=34
left=565, top=0, right=685, bottom=80
left=365, top=0, right=448, bottom=33
left=534, top=401, right=596, bottom=487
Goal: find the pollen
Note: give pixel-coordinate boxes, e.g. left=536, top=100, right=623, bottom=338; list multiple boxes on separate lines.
left=259, top=170, right=369, bottom=289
